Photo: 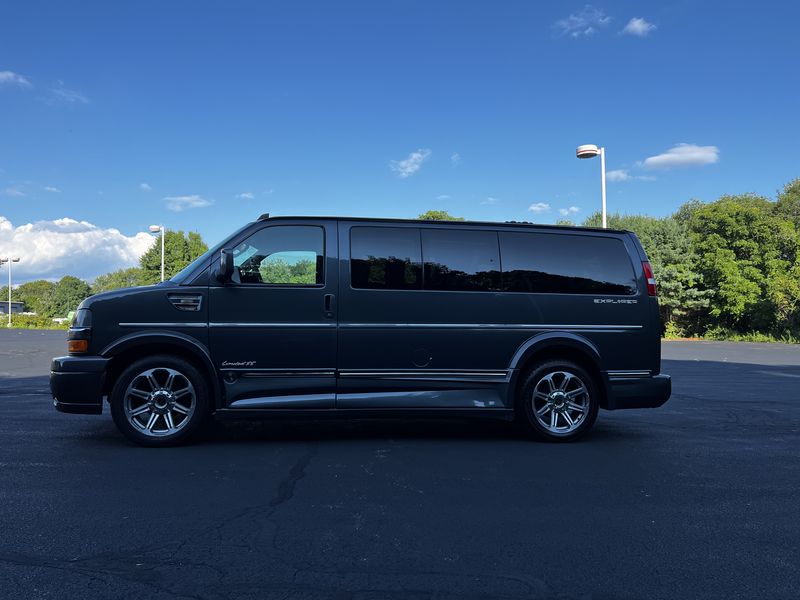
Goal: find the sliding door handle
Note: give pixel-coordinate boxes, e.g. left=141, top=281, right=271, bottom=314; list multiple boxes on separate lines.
left=323, top=294, right=335, bottom=319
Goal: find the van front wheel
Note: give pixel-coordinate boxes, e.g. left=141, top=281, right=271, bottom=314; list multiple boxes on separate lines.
left=110, top=355, right=209, bottom=447
left=517, top=361, right=599, bottom=442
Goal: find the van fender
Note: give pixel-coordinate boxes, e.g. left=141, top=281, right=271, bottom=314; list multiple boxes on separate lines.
left=507, top=331, right=609, bottom=408
left=100, top=330, right=221, bottom=407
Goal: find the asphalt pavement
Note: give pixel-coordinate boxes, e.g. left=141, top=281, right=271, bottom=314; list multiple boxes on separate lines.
left=0, top=330, right=798, bottom=599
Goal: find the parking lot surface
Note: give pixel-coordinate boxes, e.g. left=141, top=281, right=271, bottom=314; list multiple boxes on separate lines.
left=0, top=330, right=798, bottom=599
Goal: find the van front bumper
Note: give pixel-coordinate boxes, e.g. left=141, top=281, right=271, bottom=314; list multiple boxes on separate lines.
left=50, top=356, right=109, bottom=415
left=606, top=373, right=671, bottom=410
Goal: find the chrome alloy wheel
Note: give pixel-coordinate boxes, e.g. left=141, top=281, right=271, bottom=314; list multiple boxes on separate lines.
left=123, top=367, right=196, bottom=437
left=531, top=370, right=590, bottom=434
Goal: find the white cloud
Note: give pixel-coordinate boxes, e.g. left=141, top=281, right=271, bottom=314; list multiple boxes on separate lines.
left=0, top=71, right=32, bottom=88
left=528, top=202, right=551, bottom=214
left=559, top=206, right=580, bottom=216
left=139, top=182, right=152, bottom=192
left=43, top=186, right=61, bottom=193
left=606, top=169, right=632, bottom=182
left=163, top=194, right=212, bottom=212
left=554, top=5, right=611, bottom=38
left=642, top=143, right=719, bottom=170
left=2, top=187, right=25, bottom=197
left=237, top=192, right=255, bottom=200
left=0, top=216, right=154, bottom=282
left=481, top=197, right=500, bottom=205
left=48, top=84, right=89, bottom=104
left=262, top=188, right=274, bottom=195
left=436, top=194, right=450, bottom=200
left=622, top=17, right=656, bottom=37
left=390, top=149, right=431, bottom=178
left=450, top=152, right=461, bottom=166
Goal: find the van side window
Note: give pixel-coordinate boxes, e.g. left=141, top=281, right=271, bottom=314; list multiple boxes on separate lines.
left=499, top=232, right=636, bottom=295
left=232, top=225, right=324, bottom=285
left=422, top=229, right=501, bottom=292
left=351, top=227, right=422, bottom=290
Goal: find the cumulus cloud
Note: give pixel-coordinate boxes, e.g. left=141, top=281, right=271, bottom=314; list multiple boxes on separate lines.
left=450, top=152, right=461, bottom=166
left=528, top=202, right=551, bottom=214
left=237, top=192, right=255, bottom=200
left=622, top=17, right=656, bottom=36
left=436, top=194, right=450, bottom=200
left=481, top=197, right=500, bottom=205
left=43, top=186, right=61, bottom=193
left=390, top=149, right=431, bottom=178
left=139, top=182, right=152, bottom=192
left=0, top=71, right=32, bottom=88
left=0, top=216, right=154, bottom=282
left=554, top=5, right=611, bottom=37
left=163, top=194, right=212, bottom=212
left=642, top=143, right=719, bottom=170
left=559, top=206, right=580, bottom=216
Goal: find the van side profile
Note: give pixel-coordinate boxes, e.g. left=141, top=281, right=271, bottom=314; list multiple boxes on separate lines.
left=50, top=215, right=671, bottom=446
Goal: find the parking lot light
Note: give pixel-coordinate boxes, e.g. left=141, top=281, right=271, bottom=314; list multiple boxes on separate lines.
left=149, top=225, right=165, bottom=281
left=0, top=257, right=21, bottom=328
left=576, top=144, right=607, bottom=228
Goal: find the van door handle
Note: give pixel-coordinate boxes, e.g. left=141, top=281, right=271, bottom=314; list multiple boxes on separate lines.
left=323, top=294, right=335, bottom=319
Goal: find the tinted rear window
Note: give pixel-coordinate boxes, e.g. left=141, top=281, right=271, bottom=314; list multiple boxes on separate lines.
left=500, top=232, right=636, bottom=295
left=422, top=229, right=501, bottom=291
left=351, top=227, right=422, bottom=289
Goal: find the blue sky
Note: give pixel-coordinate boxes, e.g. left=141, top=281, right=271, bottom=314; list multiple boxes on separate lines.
left=1, top=1, right=799, bottom=281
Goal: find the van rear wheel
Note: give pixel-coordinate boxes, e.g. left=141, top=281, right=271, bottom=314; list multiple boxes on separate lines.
left=110, top=355, right=209, bottom=447
left=517, top=360, right=599, bottom=442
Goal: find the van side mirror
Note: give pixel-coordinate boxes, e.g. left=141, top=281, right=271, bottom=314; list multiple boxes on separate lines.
left=217, top=249, right=234, bottom=282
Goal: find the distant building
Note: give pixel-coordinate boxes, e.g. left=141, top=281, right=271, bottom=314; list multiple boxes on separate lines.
left=0, top=301, right=25, bottom=314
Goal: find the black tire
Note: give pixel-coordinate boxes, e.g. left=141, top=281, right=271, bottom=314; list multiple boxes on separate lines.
left=110, top=355, right=210, bottom=447
left=516, top=360, right=599, bottom=442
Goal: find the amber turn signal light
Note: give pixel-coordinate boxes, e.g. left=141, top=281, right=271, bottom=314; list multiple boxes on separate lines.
left=68, top=339, right=89, bottom=353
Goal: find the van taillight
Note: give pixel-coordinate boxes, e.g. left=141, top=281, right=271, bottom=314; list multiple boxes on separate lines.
left=642, top=261, right=657, bottom=296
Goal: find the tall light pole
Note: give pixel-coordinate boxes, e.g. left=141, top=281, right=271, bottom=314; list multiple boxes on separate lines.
left=0, top=257, right=20, bottom=328
left=576, top=144, right=607, bottom=228
left=149, top=225, right=165, bottom=281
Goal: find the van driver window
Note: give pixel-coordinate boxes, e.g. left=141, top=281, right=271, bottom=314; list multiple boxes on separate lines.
left=231, top=226, right=324, bottom=285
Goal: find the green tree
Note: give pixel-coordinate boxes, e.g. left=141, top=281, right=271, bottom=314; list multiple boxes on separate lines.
left=775, top=178, right=800, bottom=229
left=0, top=279, right=56, bottom=315
left=686, top=193, right=799, bottom=332
left=138, top=230, right=208, bottom=284
left=92, top=267, right=143, bottom=294
left=44, top=276, right=91, bottom=317
left=417, top=210, right=465, bottom=221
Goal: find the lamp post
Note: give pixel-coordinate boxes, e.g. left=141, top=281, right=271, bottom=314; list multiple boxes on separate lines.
left=149, top=225, right=165, bottom=281
left=576, top=144, right=607, bottom=228
left=0, top=257, right=20, bottom=328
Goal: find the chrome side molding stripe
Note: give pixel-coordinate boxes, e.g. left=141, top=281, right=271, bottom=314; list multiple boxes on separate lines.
left=340, top=323, right=642, bottom=330
left=339, top=370, right=509, bottom=378
left=119, top=322, right=208, bottom=328
left=209, top=322, right=336, bottom=328
left=606, top=370, right=652, bottom=378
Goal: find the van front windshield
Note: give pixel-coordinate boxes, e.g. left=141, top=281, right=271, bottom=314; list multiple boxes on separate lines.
left=169, top=223, right=252, bottom=284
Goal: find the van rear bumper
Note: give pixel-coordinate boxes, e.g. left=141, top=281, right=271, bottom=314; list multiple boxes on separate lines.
left=50, top=356, right=108, bottom=415
left=605, top=374, right=671, bottom=410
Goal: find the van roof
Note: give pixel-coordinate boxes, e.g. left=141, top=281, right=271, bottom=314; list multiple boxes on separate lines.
left=257, top=214, right=630, bottom=235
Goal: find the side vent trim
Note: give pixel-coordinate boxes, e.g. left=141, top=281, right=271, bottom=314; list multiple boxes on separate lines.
left=167, top=294, right=203, bottom=312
